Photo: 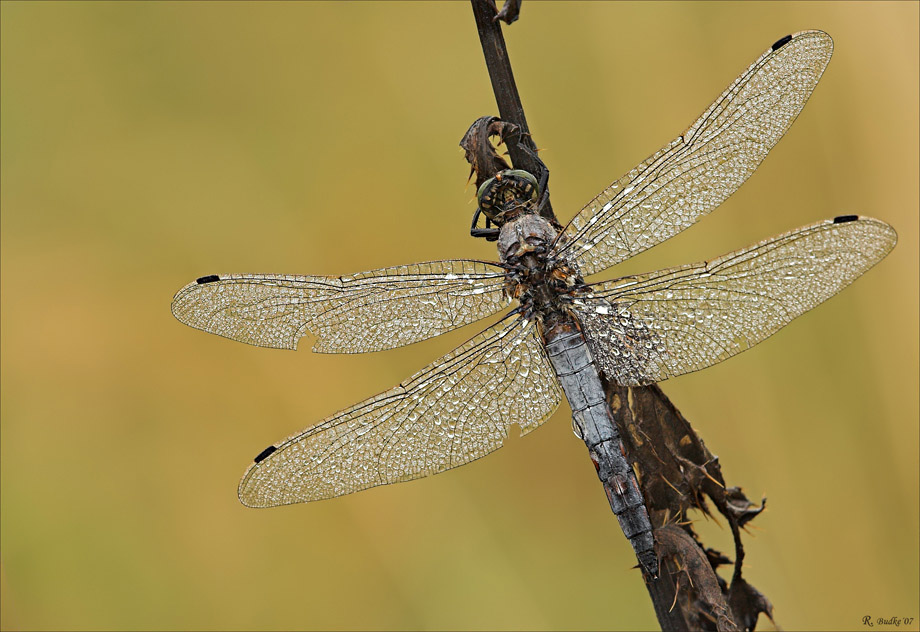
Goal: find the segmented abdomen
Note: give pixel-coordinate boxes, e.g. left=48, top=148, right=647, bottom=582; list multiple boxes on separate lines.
left=542, top=322, right=658, bottom=577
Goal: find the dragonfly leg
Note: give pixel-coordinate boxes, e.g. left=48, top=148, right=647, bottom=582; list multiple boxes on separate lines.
left=535, top=166, right=550, bottom=216
left=470, top=206, right=500, bottom=241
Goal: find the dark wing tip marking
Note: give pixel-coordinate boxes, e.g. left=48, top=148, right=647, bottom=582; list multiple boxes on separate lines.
left=833, top=214, right=859, bottom=224
left=253, top=445, right=278, bottom=463
left=196, top=275, right=221, bottom=284
left=771, top=34, right=793, bottom=51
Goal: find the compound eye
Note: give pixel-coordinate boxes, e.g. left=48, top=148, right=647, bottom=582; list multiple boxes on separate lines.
left=504, top=169, right=539, bottom=196
left=476, top=176, right=500, bottom=221
left=476, top=176, right=497, bottom=202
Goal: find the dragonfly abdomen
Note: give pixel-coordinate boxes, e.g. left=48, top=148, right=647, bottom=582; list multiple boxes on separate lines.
left=542, top=322, right=658, bottom=577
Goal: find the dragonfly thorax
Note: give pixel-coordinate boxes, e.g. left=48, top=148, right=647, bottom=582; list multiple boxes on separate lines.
left=497, top=213, right=556, bottom=262
left=499, top=213, right=582, bottom=327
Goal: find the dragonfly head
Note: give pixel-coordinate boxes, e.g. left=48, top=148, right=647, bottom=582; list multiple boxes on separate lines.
left=471, top=170, right=541, bottom=241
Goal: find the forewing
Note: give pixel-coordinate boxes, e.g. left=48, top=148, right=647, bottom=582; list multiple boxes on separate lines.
left=554, top=30, right=834, bottom=277
left=573, top=217, right=896, bottom=386
left=171, top=260, right=508, bottom=353
left=238, top=317, right=563, bottom=507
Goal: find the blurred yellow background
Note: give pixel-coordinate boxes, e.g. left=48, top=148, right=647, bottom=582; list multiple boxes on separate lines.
left=2, top=2, right=917, bottom=630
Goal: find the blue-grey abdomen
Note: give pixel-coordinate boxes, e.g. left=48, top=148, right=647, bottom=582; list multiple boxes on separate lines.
left=543, top=324, right=658, bottom=577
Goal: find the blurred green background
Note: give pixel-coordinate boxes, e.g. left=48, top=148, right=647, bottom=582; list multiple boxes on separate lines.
left=2, top=2, right=917, bottom=630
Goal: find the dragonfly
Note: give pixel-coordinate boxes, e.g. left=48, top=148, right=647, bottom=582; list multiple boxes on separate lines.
left=172, top=30, right=896, bottom=578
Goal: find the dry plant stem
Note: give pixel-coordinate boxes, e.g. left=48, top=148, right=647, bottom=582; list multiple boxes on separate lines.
left=465, top=1, right=773, bottom=630
left=469, top=0, right=554, bottom=222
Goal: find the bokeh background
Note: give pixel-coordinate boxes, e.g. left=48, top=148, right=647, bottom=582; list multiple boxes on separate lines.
left=2, top=2, right=917, bottom=630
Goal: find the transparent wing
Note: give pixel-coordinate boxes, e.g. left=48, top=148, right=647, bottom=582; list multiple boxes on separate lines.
left=171, top=260, right=509, bottom=353
left=238, top=316, right=563, bottom=507
left=572, top=216, right=896, bottom=386
left=553, top=30, right=834, bottom=277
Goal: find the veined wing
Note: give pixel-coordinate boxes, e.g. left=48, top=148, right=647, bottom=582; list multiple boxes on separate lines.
left=238, top=316, right=562, bottom=507
left=553, top=30, right=834, bottom=277
left=171, top=260, right=508, bottom=353
left=572, top=216, right=896, bottom=386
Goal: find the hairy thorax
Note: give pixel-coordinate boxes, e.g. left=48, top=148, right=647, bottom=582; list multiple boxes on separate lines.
left=497, top=213, right=583, bottom=329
